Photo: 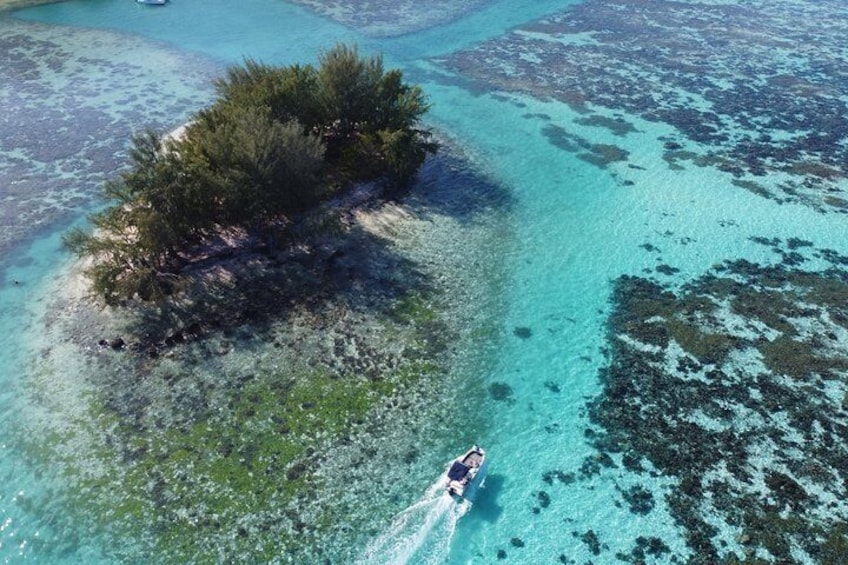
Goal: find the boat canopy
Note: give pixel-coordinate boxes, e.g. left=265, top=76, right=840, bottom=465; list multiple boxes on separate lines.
left=447, top=461, right=470, bottom=481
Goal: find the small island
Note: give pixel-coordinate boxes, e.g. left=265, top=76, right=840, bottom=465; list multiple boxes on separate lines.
left=65, top=43, right=436, bottom=304
left=30, top=44, right=501, bottom=563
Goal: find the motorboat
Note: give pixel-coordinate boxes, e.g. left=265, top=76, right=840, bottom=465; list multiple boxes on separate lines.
left=446, top=445, right=486, bottom=499
left=137, top=0, right=167, bottom=5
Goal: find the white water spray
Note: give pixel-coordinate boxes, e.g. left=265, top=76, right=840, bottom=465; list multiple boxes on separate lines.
left=358, top=475, right=472, bottom=565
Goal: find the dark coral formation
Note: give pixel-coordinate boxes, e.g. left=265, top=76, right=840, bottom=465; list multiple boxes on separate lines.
left=513, top=326, right=533, bottom=339
left=439, top=0, right=848, bottom=211
left=541, top=469, right=575, bottom=486
left=616, top=536, right=672, bottom=562
left=620, top=484, right=655, bottom=515
left=489, top=381, right=516, bottom=403
left=590, top=244, right=848, bottom=562
left=540, top=123, right=630, bottom=169
left=536, top=490, right=551, bottom=509
left=575, top=529, right=601, bottom=556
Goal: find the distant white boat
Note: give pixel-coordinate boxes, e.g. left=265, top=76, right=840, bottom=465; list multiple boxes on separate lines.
left=446, top=445, right=486, bottom=499
left=136, top=0, right=167, bottom=5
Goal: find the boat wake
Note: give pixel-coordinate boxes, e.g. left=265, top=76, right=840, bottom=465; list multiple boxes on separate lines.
left=357, top=476, right=471, bottom=565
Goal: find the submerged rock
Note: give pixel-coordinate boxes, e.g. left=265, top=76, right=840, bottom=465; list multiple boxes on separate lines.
left=489, top=382, right=515, bottom=403
left=513, top=326, right=532, bottom=339
left=621, top=485, right=655, bottom=515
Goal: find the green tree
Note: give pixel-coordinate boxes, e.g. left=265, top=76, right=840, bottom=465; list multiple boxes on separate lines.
left=66, top=45, right=436, bottom=303
left=207, top=59, right=324, bottom=132
left=64, top=130, right=207, bottom=302
left=376, top=127, right=434, bottom=187
left=317, top=43, right=384, bottom=141
left=316, top=44, right=435, bottom=182
left=183, top=107, right=325, bottom=228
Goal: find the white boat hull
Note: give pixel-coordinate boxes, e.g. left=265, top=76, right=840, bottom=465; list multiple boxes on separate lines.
left=446, top=445, right=486, bottom=500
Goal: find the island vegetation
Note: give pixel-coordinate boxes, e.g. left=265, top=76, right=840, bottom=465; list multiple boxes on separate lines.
left=64, top=43, right=436, bottom=303
left=27, top=37, right=503, bottom=564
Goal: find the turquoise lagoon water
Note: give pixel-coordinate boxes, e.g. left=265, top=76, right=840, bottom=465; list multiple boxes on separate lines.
left=3, top=0, right=848, bottom=563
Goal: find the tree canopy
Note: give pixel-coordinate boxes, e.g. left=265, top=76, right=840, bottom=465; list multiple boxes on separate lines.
left=65, top=44, right=436, bottom=304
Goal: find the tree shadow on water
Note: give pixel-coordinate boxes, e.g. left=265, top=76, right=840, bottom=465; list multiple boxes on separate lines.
left=120, top=222, right=428, bottom=349
left=403, top=140, right=514, bottom=225
left=117, top=145, right=513, bottom=355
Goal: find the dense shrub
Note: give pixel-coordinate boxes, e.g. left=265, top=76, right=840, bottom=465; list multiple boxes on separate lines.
left=65, top=43, right=436, bottom=303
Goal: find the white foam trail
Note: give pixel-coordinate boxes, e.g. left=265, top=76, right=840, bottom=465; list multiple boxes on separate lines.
left=358, top=475, right=471, bottom=565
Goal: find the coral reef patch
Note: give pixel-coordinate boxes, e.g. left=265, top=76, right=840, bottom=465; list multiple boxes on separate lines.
left=0, top=19, right=216, bottom=278
left=589, top=242, right=848, bottom=562
left=438, top=0, right=848, bottom=211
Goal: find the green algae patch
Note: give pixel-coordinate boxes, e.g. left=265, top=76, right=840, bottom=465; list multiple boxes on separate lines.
left=392, top=292, right=438, bottom=325
left=665, top=318, right=738, bottom=366
left=94, top=366, right=392, bottom=560
left=732, top=179, right=774, bottom=200
left=62, top=337, right=452, bottom=561
left=573, top=114, right=637, bottom=137
left=761, top=335, right=848, bottom=380
left=577, top=143, right=629, bottom=168
left=730, top=289, right=798, bottom=335
left=823, top=195, right=848, bottom=210
left=820, top=523, right=848, bottom=565
left=15, top=251, right=463, bottom=561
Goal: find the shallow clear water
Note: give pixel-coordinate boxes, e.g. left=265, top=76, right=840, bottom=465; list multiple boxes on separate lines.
left=3, top=0, right=848, bottom=563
